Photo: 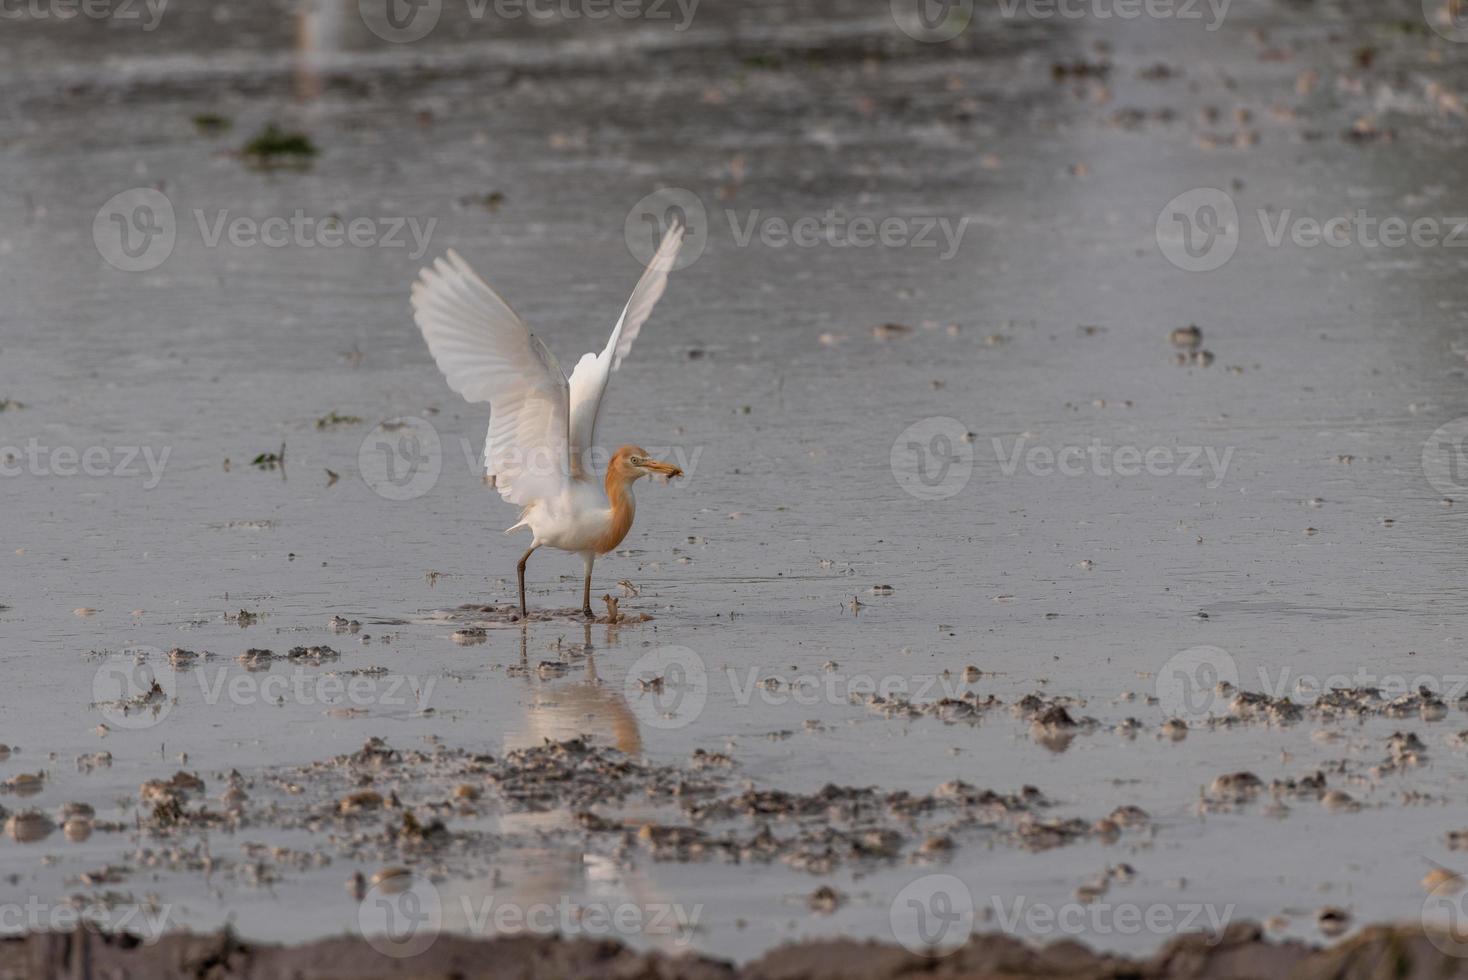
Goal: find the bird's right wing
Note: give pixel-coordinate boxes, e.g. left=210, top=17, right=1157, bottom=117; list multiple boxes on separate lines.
left=411, top=250, right=571, bottom=507
left=567, top=221, right=685, bottom=472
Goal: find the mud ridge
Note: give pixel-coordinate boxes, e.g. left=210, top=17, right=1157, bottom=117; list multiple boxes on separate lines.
left=7, top=921, right=1468, bottom=980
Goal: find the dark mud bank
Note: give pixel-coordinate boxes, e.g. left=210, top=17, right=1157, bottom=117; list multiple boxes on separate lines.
left=7, top=922, right=1468, bottom=979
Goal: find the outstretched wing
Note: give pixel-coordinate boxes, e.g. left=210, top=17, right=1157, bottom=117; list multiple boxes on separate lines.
left=567, top=221, right=685, bottom=473
left=411, top=250, right=570, bottom=507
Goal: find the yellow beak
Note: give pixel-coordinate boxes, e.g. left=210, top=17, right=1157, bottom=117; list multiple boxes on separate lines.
left=643, top=459, right=683, bottom=480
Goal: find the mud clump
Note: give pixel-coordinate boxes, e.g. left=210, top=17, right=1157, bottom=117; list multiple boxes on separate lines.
left=1013, top=816, right=1093, bottom=851
left=858, top=690, right=998, bottom=723
left=1312, top=686, right=1447, bottom=720
left=1387, top=731, right=1428, bottom=768
left=1201, top=683, right=1451, bottom=730
left=1170, top=324, right=1203, bottom=348
left=491, top=736, right=718, bottom=812
left=138, top=772, right=231, bottom=832
left=2, top=772, right=45, bottom=796
left=337, top=790, right=384, bottom=815
left=6, top=809, right=54, bottom=843
left=1208, top=771, right=1265, bottom=805
left=90, top=676, right=170, bottom=722
left=1229, top=690, right=1304, bottom=724
left=808, top=884, right=844, bottom=913
left=167, top=648, right=201, bottom=668
left=236, top=649, right=274, bottom=671
left=287, top=646, right=340, bottom=665
left=347, top=737, right=402, bottom=769
left=1271, top=771, right=1328, bottom=800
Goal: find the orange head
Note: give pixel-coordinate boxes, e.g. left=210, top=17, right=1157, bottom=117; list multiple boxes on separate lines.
left=608, top=445, right=683, bottom=486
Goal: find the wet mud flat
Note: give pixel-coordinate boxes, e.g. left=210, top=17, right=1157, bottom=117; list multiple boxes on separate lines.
left=4, top=0, right=1468, bottom=971
left=12, top=660, right=1468, bottom=968
left=6, top=922, right=1468, bottom=979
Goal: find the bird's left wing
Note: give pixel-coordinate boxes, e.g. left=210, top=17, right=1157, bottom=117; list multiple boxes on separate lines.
left=567, top=221, right=685, bottom=473
left=411, top=250, right=571, bottom=507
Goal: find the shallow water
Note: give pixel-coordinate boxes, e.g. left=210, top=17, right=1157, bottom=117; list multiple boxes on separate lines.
left=3, top=0, right=1468, bottom=964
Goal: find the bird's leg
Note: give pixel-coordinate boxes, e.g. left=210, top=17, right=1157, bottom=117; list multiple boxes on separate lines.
left=581, top=553, right=595, bottom=619
left=516, top=545, right=539, bottom=618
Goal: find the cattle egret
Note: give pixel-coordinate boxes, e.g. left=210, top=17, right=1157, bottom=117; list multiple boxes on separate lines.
left=411, top=223, right=686, bottom=618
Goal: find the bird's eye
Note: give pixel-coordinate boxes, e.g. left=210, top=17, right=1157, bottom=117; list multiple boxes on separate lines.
left=630, top=457, right=644, bottom=465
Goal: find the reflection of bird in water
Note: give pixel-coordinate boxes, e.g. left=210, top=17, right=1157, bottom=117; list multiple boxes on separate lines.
left=506, top=624, right=642, bottom=755
left=490, top=625, right=695, bottom=952
left=412, top=223, right=687, bottom=618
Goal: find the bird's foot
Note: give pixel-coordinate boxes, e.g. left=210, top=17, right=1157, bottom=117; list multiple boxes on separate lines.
left=581, top=606, right=595, bottom=620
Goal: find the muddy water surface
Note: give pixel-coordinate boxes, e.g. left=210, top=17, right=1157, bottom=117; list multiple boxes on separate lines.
left=3, top=0, right=1468, bottom=964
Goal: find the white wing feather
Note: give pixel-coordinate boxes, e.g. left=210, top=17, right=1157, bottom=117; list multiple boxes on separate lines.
left=410, top=250, right=570, bottom=508
left=567, top=222, right=685, bottom=473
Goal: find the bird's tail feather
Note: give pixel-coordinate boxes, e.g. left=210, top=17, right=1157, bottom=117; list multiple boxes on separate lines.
left=505, top=505, right=533, bottom=535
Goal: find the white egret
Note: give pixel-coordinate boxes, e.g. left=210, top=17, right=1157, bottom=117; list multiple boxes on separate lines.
left=411, top=223, right=686, bottom=618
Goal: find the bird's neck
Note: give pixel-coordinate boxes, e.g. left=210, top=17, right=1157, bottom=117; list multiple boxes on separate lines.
left=593, top=469, right=637, bottom=554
